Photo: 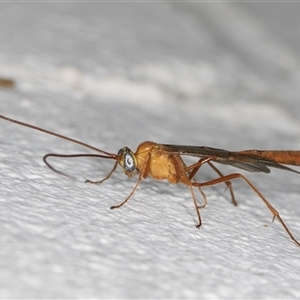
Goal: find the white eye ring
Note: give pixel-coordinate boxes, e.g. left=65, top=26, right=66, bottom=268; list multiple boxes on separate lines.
left=124, top=152, right=136, bottom=172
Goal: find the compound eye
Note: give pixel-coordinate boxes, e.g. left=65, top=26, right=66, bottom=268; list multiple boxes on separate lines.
left=124, top=152, right=136, bottom=172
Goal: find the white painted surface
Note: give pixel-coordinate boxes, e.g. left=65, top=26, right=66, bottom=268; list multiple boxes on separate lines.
left=1, top=3, right=300, bottom=299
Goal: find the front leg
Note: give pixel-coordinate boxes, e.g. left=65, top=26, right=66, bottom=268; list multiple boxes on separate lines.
left=110, top=151, right=152, bottom=209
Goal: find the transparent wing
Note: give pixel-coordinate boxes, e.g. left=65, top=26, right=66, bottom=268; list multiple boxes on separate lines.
left=160, top=144, right=300, bottom=174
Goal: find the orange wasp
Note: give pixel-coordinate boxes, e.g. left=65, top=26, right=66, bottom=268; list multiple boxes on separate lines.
left=1, top=114, right=300, bottom=246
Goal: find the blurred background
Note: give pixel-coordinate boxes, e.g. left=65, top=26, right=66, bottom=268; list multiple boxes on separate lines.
left=1, top=2, right=300, bottom=299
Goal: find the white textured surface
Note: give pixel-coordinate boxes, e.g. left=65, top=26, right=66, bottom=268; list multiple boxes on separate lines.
left=1, top=3, right=300, bottom=299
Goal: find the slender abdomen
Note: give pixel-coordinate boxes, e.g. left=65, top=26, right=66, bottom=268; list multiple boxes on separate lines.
left=238, top=150, right=300, bottom=166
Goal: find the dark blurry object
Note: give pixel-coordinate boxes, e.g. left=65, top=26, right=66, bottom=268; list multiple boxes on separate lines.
left=0, top=77, right=14, bottom=88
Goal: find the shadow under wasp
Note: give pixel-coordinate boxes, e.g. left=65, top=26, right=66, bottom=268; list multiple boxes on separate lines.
left=1, top=114, right=300, bottom=247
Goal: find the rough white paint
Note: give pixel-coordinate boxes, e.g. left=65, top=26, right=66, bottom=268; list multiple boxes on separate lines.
left=1, top=3, right=300, bottom=299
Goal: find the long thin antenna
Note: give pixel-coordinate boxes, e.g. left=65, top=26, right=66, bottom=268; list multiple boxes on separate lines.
left=0, top=114, right=117, bottom=158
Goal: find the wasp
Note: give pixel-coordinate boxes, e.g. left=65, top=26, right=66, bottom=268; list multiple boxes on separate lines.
left=1, top=114, right=299, bottom=246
